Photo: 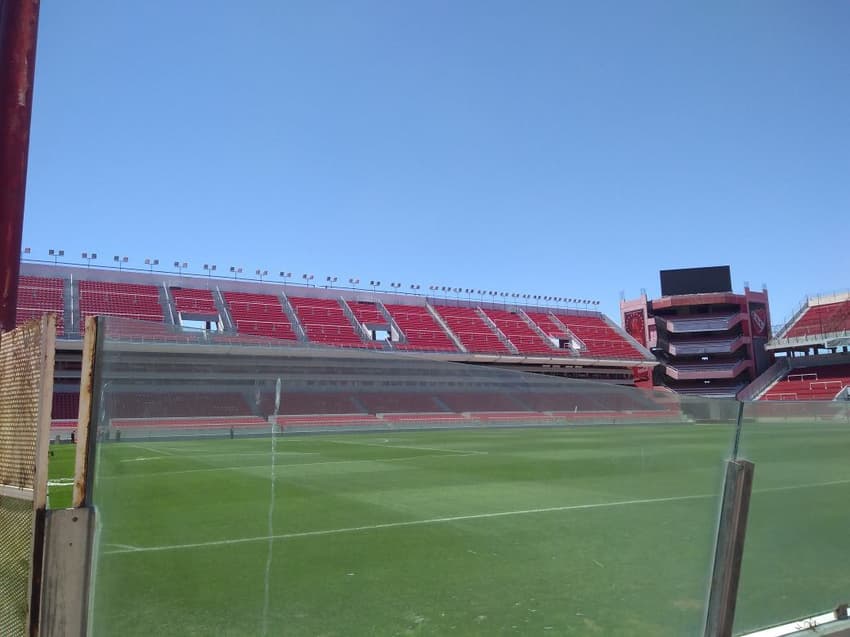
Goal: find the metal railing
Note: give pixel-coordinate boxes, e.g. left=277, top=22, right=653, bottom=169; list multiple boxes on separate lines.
left=736, top=357, right=792, bottom=401
left=767, top=328, right=850, bottom=349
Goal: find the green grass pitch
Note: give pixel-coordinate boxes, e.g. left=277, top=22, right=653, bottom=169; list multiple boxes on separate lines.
left=47, top=422, right=850, bottom=636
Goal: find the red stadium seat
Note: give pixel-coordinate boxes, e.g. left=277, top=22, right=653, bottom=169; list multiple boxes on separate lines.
left=382, top=304, right=459, bottom=351
left=79, top=280, right=163, bottom=332
left=526, top=310, right=645, bottom=360
left=171, top=287, right=219, bottom=316
left=760, top=364, right=850, bottom=401
left=223, top=291, right=297, bottom=341
left=482, top=309, right=557, bottom=355
left=432, top=305, right=512, bottom=354
left=288, top=296, right=375, bottom=348
left=783, top=300, right=850, bottom=339
left=15, top=276, right=66, bottom=335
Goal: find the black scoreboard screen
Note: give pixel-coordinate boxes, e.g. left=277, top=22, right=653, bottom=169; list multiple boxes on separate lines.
left=660, top=266, right=732, bottom=296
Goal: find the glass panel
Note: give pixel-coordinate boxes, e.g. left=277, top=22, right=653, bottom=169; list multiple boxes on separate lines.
left=734, top=399, right=850, bottom=634
left=88, top=318, right=739, bottom=636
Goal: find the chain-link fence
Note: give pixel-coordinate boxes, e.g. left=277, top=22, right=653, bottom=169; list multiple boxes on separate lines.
left=0, top=317, right=55, bottom=636
left=0, top=497, right=33, bottom=635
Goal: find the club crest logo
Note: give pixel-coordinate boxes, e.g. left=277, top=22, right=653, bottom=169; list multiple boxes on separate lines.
left=750, top=308, right=767, bottom=335
left=624, top=310, right=646, bottom=346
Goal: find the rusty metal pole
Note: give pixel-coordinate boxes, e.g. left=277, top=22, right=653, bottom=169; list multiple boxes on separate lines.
left=0, top=0, right=41, bottom=333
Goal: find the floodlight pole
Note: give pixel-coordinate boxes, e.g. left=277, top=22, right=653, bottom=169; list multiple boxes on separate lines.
left=0, top=0, right=40, bottom=333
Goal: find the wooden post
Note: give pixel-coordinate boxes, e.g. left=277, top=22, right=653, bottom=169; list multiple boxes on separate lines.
left=704, top=458, right=755, bottom=637
left=39, top=509, right=95, bottom=637
left=73, top=317, right=98, bottom=508
left=39, top=316, right=99, bottom=636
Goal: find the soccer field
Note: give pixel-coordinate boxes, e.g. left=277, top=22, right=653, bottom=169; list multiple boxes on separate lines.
left=48, top=422, right=850, bottom=636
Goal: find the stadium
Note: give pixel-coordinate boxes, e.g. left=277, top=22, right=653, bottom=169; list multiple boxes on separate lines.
left=13, top=260, right=850, bottom=430
left=2, top=2, right=850, bottom=637
left=3, top=256, right=849, bottom=637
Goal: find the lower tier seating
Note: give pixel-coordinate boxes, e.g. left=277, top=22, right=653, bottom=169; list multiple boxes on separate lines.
left=761, top=364, right=850, bottom=401
left=105, top=392, right=253, bottom=418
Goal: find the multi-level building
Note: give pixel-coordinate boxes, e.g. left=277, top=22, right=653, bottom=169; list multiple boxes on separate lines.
left=621, top=266, right=772, bottom=397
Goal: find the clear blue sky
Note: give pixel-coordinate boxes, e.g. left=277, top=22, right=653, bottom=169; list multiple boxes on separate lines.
left=23, top=1, right=849, bottom=326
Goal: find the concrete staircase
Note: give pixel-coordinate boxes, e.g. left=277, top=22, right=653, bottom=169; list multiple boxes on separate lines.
left=212, top=288, right=235, bottom=332
left=425, top=303, right=466, bottom=352
left=279, top=293, right=309, bottom=343
left=476, top=308, right=519, bottom=354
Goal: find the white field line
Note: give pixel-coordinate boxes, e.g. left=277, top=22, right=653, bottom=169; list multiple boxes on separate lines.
left=120, top=451, right=318, bottom=463
left=124, top=443, right=180, bottom=456
left=47, top=479, right=74, bottom=487
left=105, top=543, right=141, bottom=552
left=101, top=477, right=850, bottom=557
left=326, top=438, right=488, bottom=455
left=104, top=452, right=481, bottom=479
left=134, top=444, right=246, bottom=453
left=753, top=477, right=850, bottom=493
left=103, top=493, right=712, bottom=555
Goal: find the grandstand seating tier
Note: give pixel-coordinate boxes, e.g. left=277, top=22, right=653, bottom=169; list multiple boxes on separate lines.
left=224, top=291, right=297, bottom=340
left=348, top=301, right=388, bottom=325
left=14, top=269, right=647, bottom=373
left=433, top=305, right=512, bottom=354
left=482, top=309, right=555, bottom=355
left=52, top=392, right=80, bottom=420
left=171, top=287, right=219, bottom=316
left=79, top=280, right=164, bottom=331
left=523, top=311, right=579, bottom=357
left=260, top=392, right=365, bottom=415
left=438, top=392, right=528, bottom=412
left=15, top=276, right=66, bottom=335
left=357, top=392, right=446, bottom=413
left=784, top=300, right=850, bottom=339
left=760, top=364, right=850, bottom=401
left=383, top=304, right=458, bottom=351
left=106, top=392, right=252, bottom=418
left=288, top=296, right=366, bottom=347
left=526, top=310, right=643, bottom=359
left=551, top=312, right=645, bottom=360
